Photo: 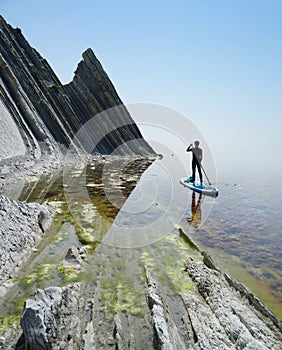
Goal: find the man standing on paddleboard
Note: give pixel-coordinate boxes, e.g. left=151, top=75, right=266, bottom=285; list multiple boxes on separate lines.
left=186, top=141, right=203, bottom=185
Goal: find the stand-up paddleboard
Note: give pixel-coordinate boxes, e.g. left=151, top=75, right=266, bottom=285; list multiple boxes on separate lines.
left=180, top=177, right=218, bottom=197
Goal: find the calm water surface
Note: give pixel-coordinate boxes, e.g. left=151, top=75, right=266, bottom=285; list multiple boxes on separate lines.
left=0, top=155, right=281, bottom=330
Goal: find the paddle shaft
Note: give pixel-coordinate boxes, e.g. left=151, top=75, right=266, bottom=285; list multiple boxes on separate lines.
left=200, top=163, right=212, bottom=185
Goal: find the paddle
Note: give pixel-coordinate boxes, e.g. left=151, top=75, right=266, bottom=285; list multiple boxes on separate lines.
left=200, top=163, right=212, bottom=186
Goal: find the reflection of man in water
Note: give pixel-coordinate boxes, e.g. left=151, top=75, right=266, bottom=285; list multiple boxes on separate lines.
left=186, top=192, right=202, bottom=229
left=186, top=141, right=203, bottom=185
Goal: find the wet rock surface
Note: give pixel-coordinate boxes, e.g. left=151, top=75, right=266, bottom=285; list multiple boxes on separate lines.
left=62, top=246, right=88, bottom=271
left=145, top=268, right=192, bottom=349
left=3, top=250, right=280, bottom=349
left=0, top=195, right=55, bottom=288
left=183, top=258, right=282, bottom=349
left=13, top=282, right=153, bottom=349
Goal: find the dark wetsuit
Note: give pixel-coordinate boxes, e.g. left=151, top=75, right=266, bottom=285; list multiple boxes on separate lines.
left=187, top=145, right=203, bottom=183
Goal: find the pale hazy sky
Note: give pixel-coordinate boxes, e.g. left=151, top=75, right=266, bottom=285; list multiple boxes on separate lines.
left=2, top=0, right=282, bottom=176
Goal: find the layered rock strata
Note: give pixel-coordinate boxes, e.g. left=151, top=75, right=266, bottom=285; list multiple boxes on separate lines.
left=4, top=249, right=281, bottom=349
left=0, top=15, right=154, bottom=164
left=0, top=195, right=55, bottom=291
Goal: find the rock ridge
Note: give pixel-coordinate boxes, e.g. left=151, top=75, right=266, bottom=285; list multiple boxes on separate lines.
left=0, top=15, right=154, bottom=165
left=2, top=246, right=281, bottom=349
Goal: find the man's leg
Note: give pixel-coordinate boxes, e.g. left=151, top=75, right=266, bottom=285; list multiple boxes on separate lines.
left=192, top=161, right=196, bottom=182
left=197, top=162, right=203, bottom=184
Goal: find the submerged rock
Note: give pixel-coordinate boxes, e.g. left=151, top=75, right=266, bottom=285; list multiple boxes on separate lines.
left=9, top=255, right=281, bottom=349
left=15, top=282, right=153, bottom=350
left=60, top=246, right=88, bottom=274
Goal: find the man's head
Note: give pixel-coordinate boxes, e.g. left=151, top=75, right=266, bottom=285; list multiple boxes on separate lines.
left=194, top=140, right=200, bottom=147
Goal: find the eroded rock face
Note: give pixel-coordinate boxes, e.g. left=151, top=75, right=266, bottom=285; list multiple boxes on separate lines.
left=0, top=98, right=26, bottom=160
left=0, top=15, right=154, bottom=162
left=183, top=258, right=282, bottom=349
left=16, top=282, right=153, bottom=350
left=11, top=257, right=282, bottom=349
left=0, top=195, right=55, bottom=288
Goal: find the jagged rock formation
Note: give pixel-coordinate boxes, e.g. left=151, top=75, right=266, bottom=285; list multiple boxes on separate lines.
left=0, top=195, right=55, bottom=292
left=182, top=259, right=282, bottom=349
left=0, top=15, right=154, bottom=163
left=4, top=252, right=280, bottom=349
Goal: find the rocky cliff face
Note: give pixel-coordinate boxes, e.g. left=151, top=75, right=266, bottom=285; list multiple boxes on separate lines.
left=0, top=16, right=154, bottom=162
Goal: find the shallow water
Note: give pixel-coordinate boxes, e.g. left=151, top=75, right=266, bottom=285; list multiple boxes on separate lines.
left=0, top=155, right=281, bottom=331
left=193, top=178, right=282, bottom=318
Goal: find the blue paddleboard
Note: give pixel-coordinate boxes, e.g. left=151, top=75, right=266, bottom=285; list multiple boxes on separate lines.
left=180, top=177, right=218, bottom=197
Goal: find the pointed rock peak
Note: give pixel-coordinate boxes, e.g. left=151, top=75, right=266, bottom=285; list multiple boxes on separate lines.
left=82, top=48, right=96, bottom=61
left=81, top=48, right=103, bottom=72
left=72, top=48, right=110, bottom=87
